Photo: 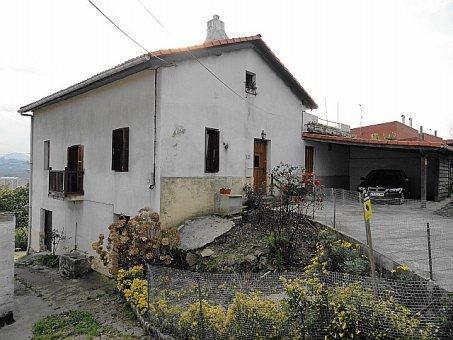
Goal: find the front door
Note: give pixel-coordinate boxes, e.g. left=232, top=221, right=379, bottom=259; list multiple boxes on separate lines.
left=44, top=210, right=52, bottom=251
left=253, top=140, right=267, bottom=192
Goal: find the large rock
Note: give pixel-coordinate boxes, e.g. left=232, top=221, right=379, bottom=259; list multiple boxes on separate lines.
left=59, top=252, right=91, bottom=279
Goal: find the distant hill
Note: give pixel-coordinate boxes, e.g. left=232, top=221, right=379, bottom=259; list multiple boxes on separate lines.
left=0, top=153, right=30, bottom=162
left=0, top=153, right=30, bottom=179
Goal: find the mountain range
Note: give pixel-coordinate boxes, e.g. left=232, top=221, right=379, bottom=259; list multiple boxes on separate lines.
left=0, top=153, right=30, bottom=178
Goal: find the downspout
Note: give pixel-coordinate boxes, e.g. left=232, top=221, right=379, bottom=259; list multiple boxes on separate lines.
left=20, top=112, right=33, bottom=254
left=149, top=67, right=161, bottom=190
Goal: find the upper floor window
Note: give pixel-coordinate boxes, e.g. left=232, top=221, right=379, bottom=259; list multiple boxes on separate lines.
left=112, top=127, right=129, bottom=172
left=205, top=128, right=219, bottom=173
left=44, top=140, right=50, bottom=170
left=245, top=71, right=257, bottom=95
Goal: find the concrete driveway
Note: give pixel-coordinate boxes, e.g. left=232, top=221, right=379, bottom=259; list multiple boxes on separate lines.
left=315, top=194, right=453, bottom=292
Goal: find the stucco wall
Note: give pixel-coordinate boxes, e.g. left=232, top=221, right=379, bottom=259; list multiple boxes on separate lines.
left=0, top=213, right=14, bottom=320
left=160, top=177, right=249, bottom=226
left=305, top=141, right=350, bottom=189
left=158, top=48, right=307, bottom=222
left=30, top=70, right=158, bottom=254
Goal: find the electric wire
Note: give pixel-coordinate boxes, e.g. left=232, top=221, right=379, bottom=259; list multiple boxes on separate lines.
left=87, top=0, right=171, bottom=65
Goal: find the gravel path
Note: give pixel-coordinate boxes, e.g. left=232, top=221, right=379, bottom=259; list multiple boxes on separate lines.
left=0, top=263, right=148, bottom=339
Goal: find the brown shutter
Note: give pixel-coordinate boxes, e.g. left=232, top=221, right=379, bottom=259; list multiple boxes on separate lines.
left=305, top=146, right=314, bottom=173
left=122, top=128, right=129, bottom=172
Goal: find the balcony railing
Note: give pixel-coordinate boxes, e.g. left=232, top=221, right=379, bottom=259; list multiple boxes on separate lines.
left=49, top=169, right=84, bottom=197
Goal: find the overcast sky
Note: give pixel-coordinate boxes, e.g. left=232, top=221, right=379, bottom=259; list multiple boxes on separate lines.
left=1, top=0, right=453, bottom=154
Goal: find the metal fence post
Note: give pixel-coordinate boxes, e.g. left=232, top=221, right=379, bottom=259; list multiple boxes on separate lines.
left=333, top=189, right=336, bottom=229
left=197, top=277, right=205, bottom=340
left=426, top=223, right=434, bottom=281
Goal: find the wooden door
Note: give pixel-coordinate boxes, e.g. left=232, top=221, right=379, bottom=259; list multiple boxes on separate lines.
left=305, top=146, right=314, bottom=173
left=66, top=145, right=84, bottom=194
left=253, top=140, right=267, bottom=191
left=44, top=210, right=52, bottom=251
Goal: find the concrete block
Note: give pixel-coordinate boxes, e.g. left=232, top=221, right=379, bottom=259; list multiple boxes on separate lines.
left=59, top=252, right=91, bottom=278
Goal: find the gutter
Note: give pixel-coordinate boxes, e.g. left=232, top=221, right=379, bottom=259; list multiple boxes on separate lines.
left=149, top=67, right=161, bottom=190
left=20, top=112, right=33, bottom=253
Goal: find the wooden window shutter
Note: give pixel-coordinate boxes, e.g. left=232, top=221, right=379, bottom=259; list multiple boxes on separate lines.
left=122, top=128, right=129, bottom=172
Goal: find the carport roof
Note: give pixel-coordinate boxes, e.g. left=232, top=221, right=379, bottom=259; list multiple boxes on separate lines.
left=303, top=132, right=453, bottom=154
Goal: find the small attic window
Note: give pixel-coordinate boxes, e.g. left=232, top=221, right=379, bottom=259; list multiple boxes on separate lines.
left=245, top=71, right=257, bottom=95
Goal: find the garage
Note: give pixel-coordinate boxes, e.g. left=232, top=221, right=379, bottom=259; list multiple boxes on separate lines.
left=303, top=132, right=453, bottom=202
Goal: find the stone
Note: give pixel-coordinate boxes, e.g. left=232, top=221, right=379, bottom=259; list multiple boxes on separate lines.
left=244, top=254, right=257, bottom=262
left=59, top=252, right=91, bottom=279
left=200, top=248, right=214, bottom=257
left=186, top=252, right=198, bottom=267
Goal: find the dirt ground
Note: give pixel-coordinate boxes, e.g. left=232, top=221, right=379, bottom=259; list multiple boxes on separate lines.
left=0, top=258, right=147, bottom=339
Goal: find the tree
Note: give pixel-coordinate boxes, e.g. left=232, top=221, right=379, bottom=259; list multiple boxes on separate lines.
left=0, top=186, right=29, bottom=228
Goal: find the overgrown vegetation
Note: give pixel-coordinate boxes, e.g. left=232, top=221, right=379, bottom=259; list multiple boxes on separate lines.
left=0, top=186, right=29, bottom=249
left=32, top=310, right=120, bottom=339
left=33, top=254, right=59, bottom=268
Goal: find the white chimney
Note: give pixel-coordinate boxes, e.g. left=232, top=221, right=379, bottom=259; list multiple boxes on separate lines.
left=401, top=114, right=406, bottom=124
left=409, top=118, right=413, bottom=128
left=205, top=15, right=228, bottom=42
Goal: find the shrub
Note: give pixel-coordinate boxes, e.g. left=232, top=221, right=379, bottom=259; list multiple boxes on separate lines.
left=34, top=254, right=59, bottom=268
left=304, top=229, right=369, bottom=276
left=15, top=226, right=28, bottom=250
left=282, top=277, right=329, bottom=337
left=281, top=278, right=436, bottom=339
left=116, top=265, right=144, bottom=291
left=0, top=186, right=28, bottom=229
left=92, top=208, right=180, bottom=273
left=179, top=300, right=226, bottom=340
left=123, top=278, right=149, bottom=315
left=225, top=291, right=287, bottom=339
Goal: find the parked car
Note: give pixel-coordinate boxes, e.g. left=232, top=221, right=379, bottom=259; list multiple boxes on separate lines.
left=357, top=169, right=409, bottom=204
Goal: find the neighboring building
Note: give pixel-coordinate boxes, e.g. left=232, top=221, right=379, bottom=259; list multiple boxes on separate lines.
left=19, top=16, right=317, bottom=257
left=351, top=120, right=443, bottom=143
left=303, top=117, right=453, bottom=201
left=0, top=213, right=14, bottom=327
left=0, top=177, right=19, bottom=190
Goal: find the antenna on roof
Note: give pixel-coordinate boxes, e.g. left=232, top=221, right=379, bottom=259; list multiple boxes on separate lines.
left=324, top=97, right=328, bottom=123
left=337, top=102, right=340, bottom=123
left=359, top=104, right=363, bottom=138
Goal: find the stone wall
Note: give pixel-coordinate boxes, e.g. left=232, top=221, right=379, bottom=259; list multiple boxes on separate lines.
left=0, top=213, right=14, bottom=324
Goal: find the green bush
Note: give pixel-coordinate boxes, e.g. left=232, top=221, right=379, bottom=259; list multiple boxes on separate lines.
left=179, top=300, right=226, bottom=340
left=0, top=186, right=28, bottom=229
left=34, top=254, right=59, bottom=268
left=225, top=291, right=288, bottom=339
left=15, top=226, right=28, bottom=250
left=305, top=229, right=369, bottom=276
left=32, top=310, right=118, bottom=339
left=282, top=278, right=436, bottom=339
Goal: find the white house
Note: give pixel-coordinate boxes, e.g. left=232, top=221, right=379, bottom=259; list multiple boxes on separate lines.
left=19, top=16, right=318, bottom=259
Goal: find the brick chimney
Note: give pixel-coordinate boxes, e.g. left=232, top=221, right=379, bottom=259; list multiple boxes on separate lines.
left=205, top=15, right=228, bottom=42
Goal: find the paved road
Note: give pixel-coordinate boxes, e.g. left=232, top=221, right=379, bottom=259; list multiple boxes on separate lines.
left=315, top=197, right=453, bottom=291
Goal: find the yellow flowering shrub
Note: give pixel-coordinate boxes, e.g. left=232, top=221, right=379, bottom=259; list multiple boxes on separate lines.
left=116, top=265, right=144, bottom=292
left=225, top=291, right=288, bottom=339
left=123, top=278, right=149, bottom=315
left=281, top=278, right=436, bottom=339
left=179, top=300, right=226, bottom=340
left=304, top=229, right=369, bottom=276
left=391, top=264, right=413, bottom=281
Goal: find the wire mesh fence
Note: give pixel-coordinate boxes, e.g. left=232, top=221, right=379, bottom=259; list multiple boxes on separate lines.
left=146, top=265, right=452, bottom=339
left=313, top=188, right=453, bottom=292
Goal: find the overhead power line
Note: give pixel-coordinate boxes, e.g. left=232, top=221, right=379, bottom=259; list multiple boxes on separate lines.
left=87, top=0, right=170, bottom=65
left=134, top=0, right=279, bottom=116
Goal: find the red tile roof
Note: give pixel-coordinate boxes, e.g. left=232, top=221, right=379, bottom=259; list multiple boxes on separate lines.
left=19, top=35, right=317, bottom=113
left=302, top=132, right=453, bottom=152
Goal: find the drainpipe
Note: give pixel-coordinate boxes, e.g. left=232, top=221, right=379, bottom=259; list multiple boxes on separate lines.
left=20, top=111, right=33, bottom=254
left=149, top=67, right=161, bottom=190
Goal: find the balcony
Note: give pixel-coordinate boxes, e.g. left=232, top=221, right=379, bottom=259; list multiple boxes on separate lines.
left=49, top=169, right=84, bottom=200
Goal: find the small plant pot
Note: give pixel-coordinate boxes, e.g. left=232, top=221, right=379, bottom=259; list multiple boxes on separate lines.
left=220, top=188, right=232, bottom=195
